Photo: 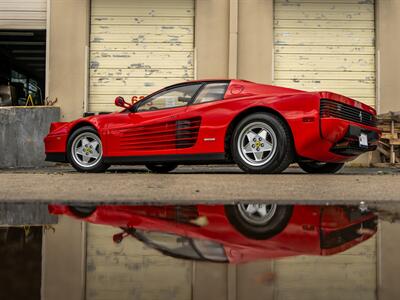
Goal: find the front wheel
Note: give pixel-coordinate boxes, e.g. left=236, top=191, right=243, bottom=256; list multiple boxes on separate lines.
left=298, top=161, right=344, bottom=174
left=67, top=126, right=110, bottom=173
left=145, top=163, right=178, bottom=173
left=231, top=113, right=294, bottom=173
left=68, top=205, right=97, bottom=218
left=225, top=204, right=293, bottom=240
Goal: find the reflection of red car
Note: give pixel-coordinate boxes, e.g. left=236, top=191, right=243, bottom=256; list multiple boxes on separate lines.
left=49, top=204, right=377, bottom=263
left=44, top=80, right=379, bottom=174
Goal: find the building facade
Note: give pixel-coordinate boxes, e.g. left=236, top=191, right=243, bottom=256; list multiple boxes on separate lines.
left=1, top=0, right=398, bottom=120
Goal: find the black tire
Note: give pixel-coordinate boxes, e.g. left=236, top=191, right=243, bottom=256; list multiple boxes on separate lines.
left=68, top=205, right=97, bottom=218
left=231, top=113, right=294, bottom=173
left=145, top=163, right=178, bottom=173
left=298, top=161, right=344, bottom=174
left=225, top=204, right=293, bottom=240
left=67, top=126, right=110, bottom=173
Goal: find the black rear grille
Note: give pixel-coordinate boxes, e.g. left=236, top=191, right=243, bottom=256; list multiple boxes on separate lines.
left=321, top=217, right=377, bottom=249
left=320, top=99, right=377, bottom=127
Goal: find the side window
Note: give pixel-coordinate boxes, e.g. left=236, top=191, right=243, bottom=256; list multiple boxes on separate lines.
left=193, top=83, right=228, bottom=104
left=137, top=83, right=202, bottom=112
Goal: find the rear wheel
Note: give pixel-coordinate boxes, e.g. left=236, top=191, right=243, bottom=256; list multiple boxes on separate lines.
left=231, top=113, right=294, bottom=173
left=298, top=161, right=344, bottom=174
left=225, top=204, right=293, bottom=240
left=145, top=163, right=178, bottom=173
left=67, top=126, right=110, bottom=173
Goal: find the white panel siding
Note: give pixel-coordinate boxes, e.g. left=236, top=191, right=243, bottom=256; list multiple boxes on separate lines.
left=0, top=0, right=46, bottom=29
left=86, top=224, right=192, bottom=300
left=273, top=0, right=376, bottom=107
left=274, top=236, right=377, bottom=300
left=89, top=0, right=195, bottom=112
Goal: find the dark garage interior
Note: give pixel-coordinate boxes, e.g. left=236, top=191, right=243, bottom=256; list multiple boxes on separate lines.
left=0, top=29, right=46, bottom=106
left=0, top=226, right=42, bottom=300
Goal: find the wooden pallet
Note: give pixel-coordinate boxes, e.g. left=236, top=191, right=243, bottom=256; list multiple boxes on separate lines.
left=377, top=111, right=400, bottom=165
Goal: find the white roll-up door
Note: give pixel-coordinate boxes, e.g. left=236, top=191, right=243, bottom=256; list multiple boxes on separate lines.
left=274, top=236, right=376, bottom=300
left=0, top=0, right=47, bottom=29
left=274, top=0, right=376, bottom=107
left=85, top=224, right=192, bottom=300
left=89, top=0, right=195, bottom=112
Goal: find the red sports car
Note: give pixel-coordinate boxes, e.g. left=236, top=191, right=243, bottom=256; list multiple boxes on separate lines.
left=49, top=204, right=377, bottom=263
left=44, top=80, right=380, bottom=173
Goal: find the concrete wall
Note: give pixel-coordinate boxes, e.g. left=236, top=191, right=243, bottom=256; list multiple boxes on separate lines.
left=376, top=0, right=400, bottom=114
left=47, top=0, right=90, bottom=121
left=0, top=204, right=57, bottom=225
left=0, top=107, right=59, bottom=168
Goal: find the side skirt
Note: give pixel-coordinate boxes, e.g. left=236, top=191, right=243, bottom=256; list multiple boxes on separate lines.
left=103, top=153, right=228, bottom=165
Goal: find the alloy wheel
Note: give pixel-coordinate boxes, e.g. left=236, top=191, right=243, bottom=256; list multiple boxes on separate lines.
left=237, top=203, right=278, bottom=225
left=71, top=132, right=102, bottom=168
left=237, top=122, right=277, bottom=166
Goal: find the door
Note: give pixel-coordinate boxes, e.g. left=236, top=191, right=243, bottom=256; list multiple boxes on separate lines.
left=180, top=82, right=231, bottom=154
left=273, top=0, right=376, bottom=107
left=0, top=0, right=47, bottom=30
left=106, top=83, right=203, bottom=157
left=89, top=0, right=195, bottom=113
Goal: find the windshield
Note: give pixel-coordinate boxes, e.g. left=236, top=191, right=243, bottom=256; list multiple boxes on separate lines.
left=133, top=230, right=227, bottom=262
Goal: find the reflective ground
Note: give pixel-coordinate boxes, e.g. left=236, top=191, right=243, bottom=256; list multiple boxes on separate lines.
left=2, top=202, right=400, bottom=300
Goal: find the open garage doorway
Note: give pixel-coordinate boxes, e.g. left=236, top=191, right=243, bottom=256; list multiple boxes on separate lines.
left=0, top=29, right=46, bottom=106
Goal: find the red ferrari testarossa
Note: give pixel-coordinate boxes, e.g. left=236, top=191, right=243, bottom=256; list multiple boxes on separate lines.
left=44, top=80, right=380, bottom=173
left=49, top=204, right=377, bottom=263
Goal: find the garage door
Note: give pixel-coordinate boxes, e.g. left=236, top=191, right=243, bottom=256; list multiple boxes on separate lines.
left=274, top=0, right=375, bottom=107
left=89, top=0, right=195, bottom=113
left=0, top=0, right=47, bottom=30
left=85, top=224, right=192, bottom=300
left=274, top=236, right=376, bottom=300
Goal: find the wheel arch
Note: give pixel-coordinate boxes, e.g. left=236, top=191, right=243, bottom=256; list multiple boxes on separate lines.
left=67, top=121, right=99, bottom=141
left=224, top=106, right=296, bottom=160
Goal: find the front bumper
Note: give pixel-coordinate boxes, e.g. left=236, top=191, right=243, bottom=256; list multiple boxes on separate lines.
left=44, top=132, right=68, bottom=163
left=45, top=152, right=67, bottom=163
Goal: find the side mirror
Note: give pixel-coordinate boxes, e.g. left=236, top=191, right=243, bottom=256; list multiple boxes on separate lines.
left=114, top=96, right=131, bottom=109
left=178, top=96, right=191, bottom=103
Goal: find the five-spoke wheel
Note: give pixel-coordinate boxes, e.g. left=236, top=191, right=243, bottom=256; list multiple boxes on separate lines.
left=67, top=126, right=110, bottom=172
left=237, top=122, right=277, bottom=167
left=71, top=132, right=102, bottom=168
left=231, top=113, right=294, bottom=173
left=237, top=203, right=278, bottom=225
left=225, top=203, right=293, bottom=239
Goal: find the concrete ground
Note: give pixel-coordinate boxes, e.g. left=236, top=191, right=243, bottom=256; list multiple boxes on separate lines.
left=0, top=164, right=399, bottom=205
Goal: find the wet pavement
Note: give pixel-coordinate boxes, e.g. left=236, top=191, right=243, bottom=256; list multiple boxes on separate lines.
left=0, top=165, right=399, bottom=204
left=1, top=165, right=400, bottom=300
left=1, top=201, right=400, bottom=300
